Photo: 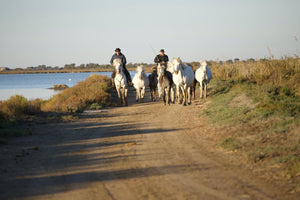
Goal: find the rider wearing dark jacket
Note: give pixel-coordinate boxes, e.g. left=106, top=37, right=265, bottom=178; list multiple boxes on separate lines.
left=110, top=48, right=131, bottom=83
left=154, top=49, right=169, bottom=67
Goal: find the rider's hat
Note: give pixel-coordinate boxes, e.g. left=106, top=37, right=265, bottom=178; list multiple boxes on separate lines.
left=160, top=49, right=165, bottom=52
left=115, top=48, right=121, bottom=52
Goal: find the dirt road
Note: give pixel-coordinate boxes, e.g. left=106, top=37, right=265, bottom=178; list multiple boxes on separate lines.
left=0, top=90, right=296, bottom=200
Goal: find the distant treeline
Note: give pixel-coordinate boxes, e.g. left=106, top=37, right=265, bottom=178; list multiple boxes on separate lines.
left=1, top=62, right=156, bottom=73
left=0, top=58, right=269, bottom=74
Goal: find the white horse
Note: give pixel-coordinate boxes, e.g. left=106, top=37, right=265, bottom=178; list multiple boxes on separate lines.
left=171, top=57, right=195, bottom=106
left=195, top=60, right=212, bottom=99
left=113, top=59, right=128, bottom=105
left=132, top=65, right=149, bottom=102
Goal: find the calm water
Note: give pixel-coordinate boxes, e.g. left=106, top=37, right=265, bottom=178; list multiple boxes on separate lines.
left=0, top=71, right=137, bottom=100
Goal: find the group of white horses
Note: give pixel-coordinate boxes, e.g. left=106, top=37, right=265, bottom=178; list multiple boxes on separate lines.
left=112, top=58, right=212, bottom=106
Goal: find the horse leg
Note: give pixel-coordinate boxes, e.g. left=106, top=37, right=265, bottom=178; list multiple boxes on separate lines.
left=180, top=87, right=184, bottom=104
left=204, top=82, right=207, bottom=99
left=163, top=88, right=166, bottom=105
left=157, top=83, right=162, bottom=98
left=139, top=88, right=142, bottom=102
left=122, top=87, right=125, bottom=104
left=188, top=86, right=192, bottom=105
left=116, top=87, right=122, bottom=104
left=167, top=86, right=171, bottom=105
left=193, top=83, right=196, bottom=100
left=183, top=86, right=187, bottom=106
left=136, top=88, right=139, bottom=102
left=124, top=87, right=128, bottom=106
left=170, top=86, right=175, bottom=103
left=150, top=87, right=153, bottom=101
left=176, top=85, right=181, bottom=104
left=191, top=81, right=195, bottom=100
left=200, top=82, right=203, bottom=99
left=141, top=87, right=145, bottom=102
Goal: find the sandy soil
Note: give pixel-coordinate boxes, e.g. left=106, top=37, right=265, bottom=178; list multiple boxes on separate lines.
left=0, top=89, right=297, bottom=200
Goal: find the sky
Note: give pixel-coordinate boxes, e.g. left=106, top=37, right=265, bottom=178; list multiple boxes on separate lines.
left=0, top=0, right=299, bottom=68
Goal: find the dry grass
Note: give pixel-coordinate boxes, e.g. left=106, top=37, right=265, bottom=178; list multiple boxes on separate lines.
left=42, top=74, right=112, bottom=113
left=203, top=57, right=300, bottom=180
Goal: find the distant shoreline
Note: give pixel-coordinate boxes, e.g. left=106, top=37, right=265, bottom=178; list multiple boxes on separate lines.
left=0, top=69, right=113, bottom=74
left=0, top=67, right=154, bottom=74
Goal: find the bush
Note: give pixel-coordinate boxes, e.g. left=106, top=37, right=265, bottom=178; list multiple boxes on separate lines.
left=0, top=95, right=43, bottom=120
left=42, top=74, right=112, bottom=113
left=4, top=95, right=28, bottom=118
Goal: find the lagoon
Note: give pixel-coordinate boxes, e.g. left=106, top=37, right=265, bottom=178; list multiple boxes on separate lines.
left=0, top=71, right=137, bottom=100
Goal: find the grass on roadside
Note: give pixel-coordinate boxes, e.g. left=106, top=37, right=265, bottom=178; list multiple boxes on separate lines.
left=202, top=57, right=300, bottom=179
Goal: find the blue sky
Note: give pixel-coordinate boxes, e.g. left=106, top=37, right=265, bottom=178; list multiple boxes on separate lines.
left=0, top=0, right=299, bottom=68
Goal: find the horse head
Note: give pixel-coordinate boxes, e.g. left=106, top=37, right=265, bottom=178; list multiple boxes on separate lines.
left=167, top=61, right=174, bottom=74
left=136, top=65, right=144, bottom=79
left=200, top=60, right=207, bottom=74
left=173, top=57, right=184, bottom=74
left=113, top=59, right=122, bottom=74
left=157, top=63, right=165, bottom=77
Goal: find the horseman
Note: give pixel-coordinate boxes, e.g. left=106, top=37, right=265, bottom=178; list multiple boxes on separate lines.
left=110, top=48, right=132, bottom=85
left=154, top=49, right=169, bottom=68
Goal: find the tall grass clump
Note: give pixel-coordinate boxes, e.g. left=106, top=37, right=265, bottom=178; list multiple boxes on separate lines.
left=42, top=74, right=112, bottom=112
left=209, top=58, right=300, bottom=116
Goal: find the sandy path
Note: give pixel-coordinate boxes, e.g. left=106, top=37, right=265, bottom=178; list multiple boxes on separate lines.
left=0, top=89, right=295, bottom=200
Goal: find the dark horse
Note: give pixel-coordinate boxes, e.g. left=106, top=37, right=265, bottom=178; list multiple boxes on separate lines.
left=148, top=66, right=158, bottom=101
left=157, top=64, right=173, bottom=105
